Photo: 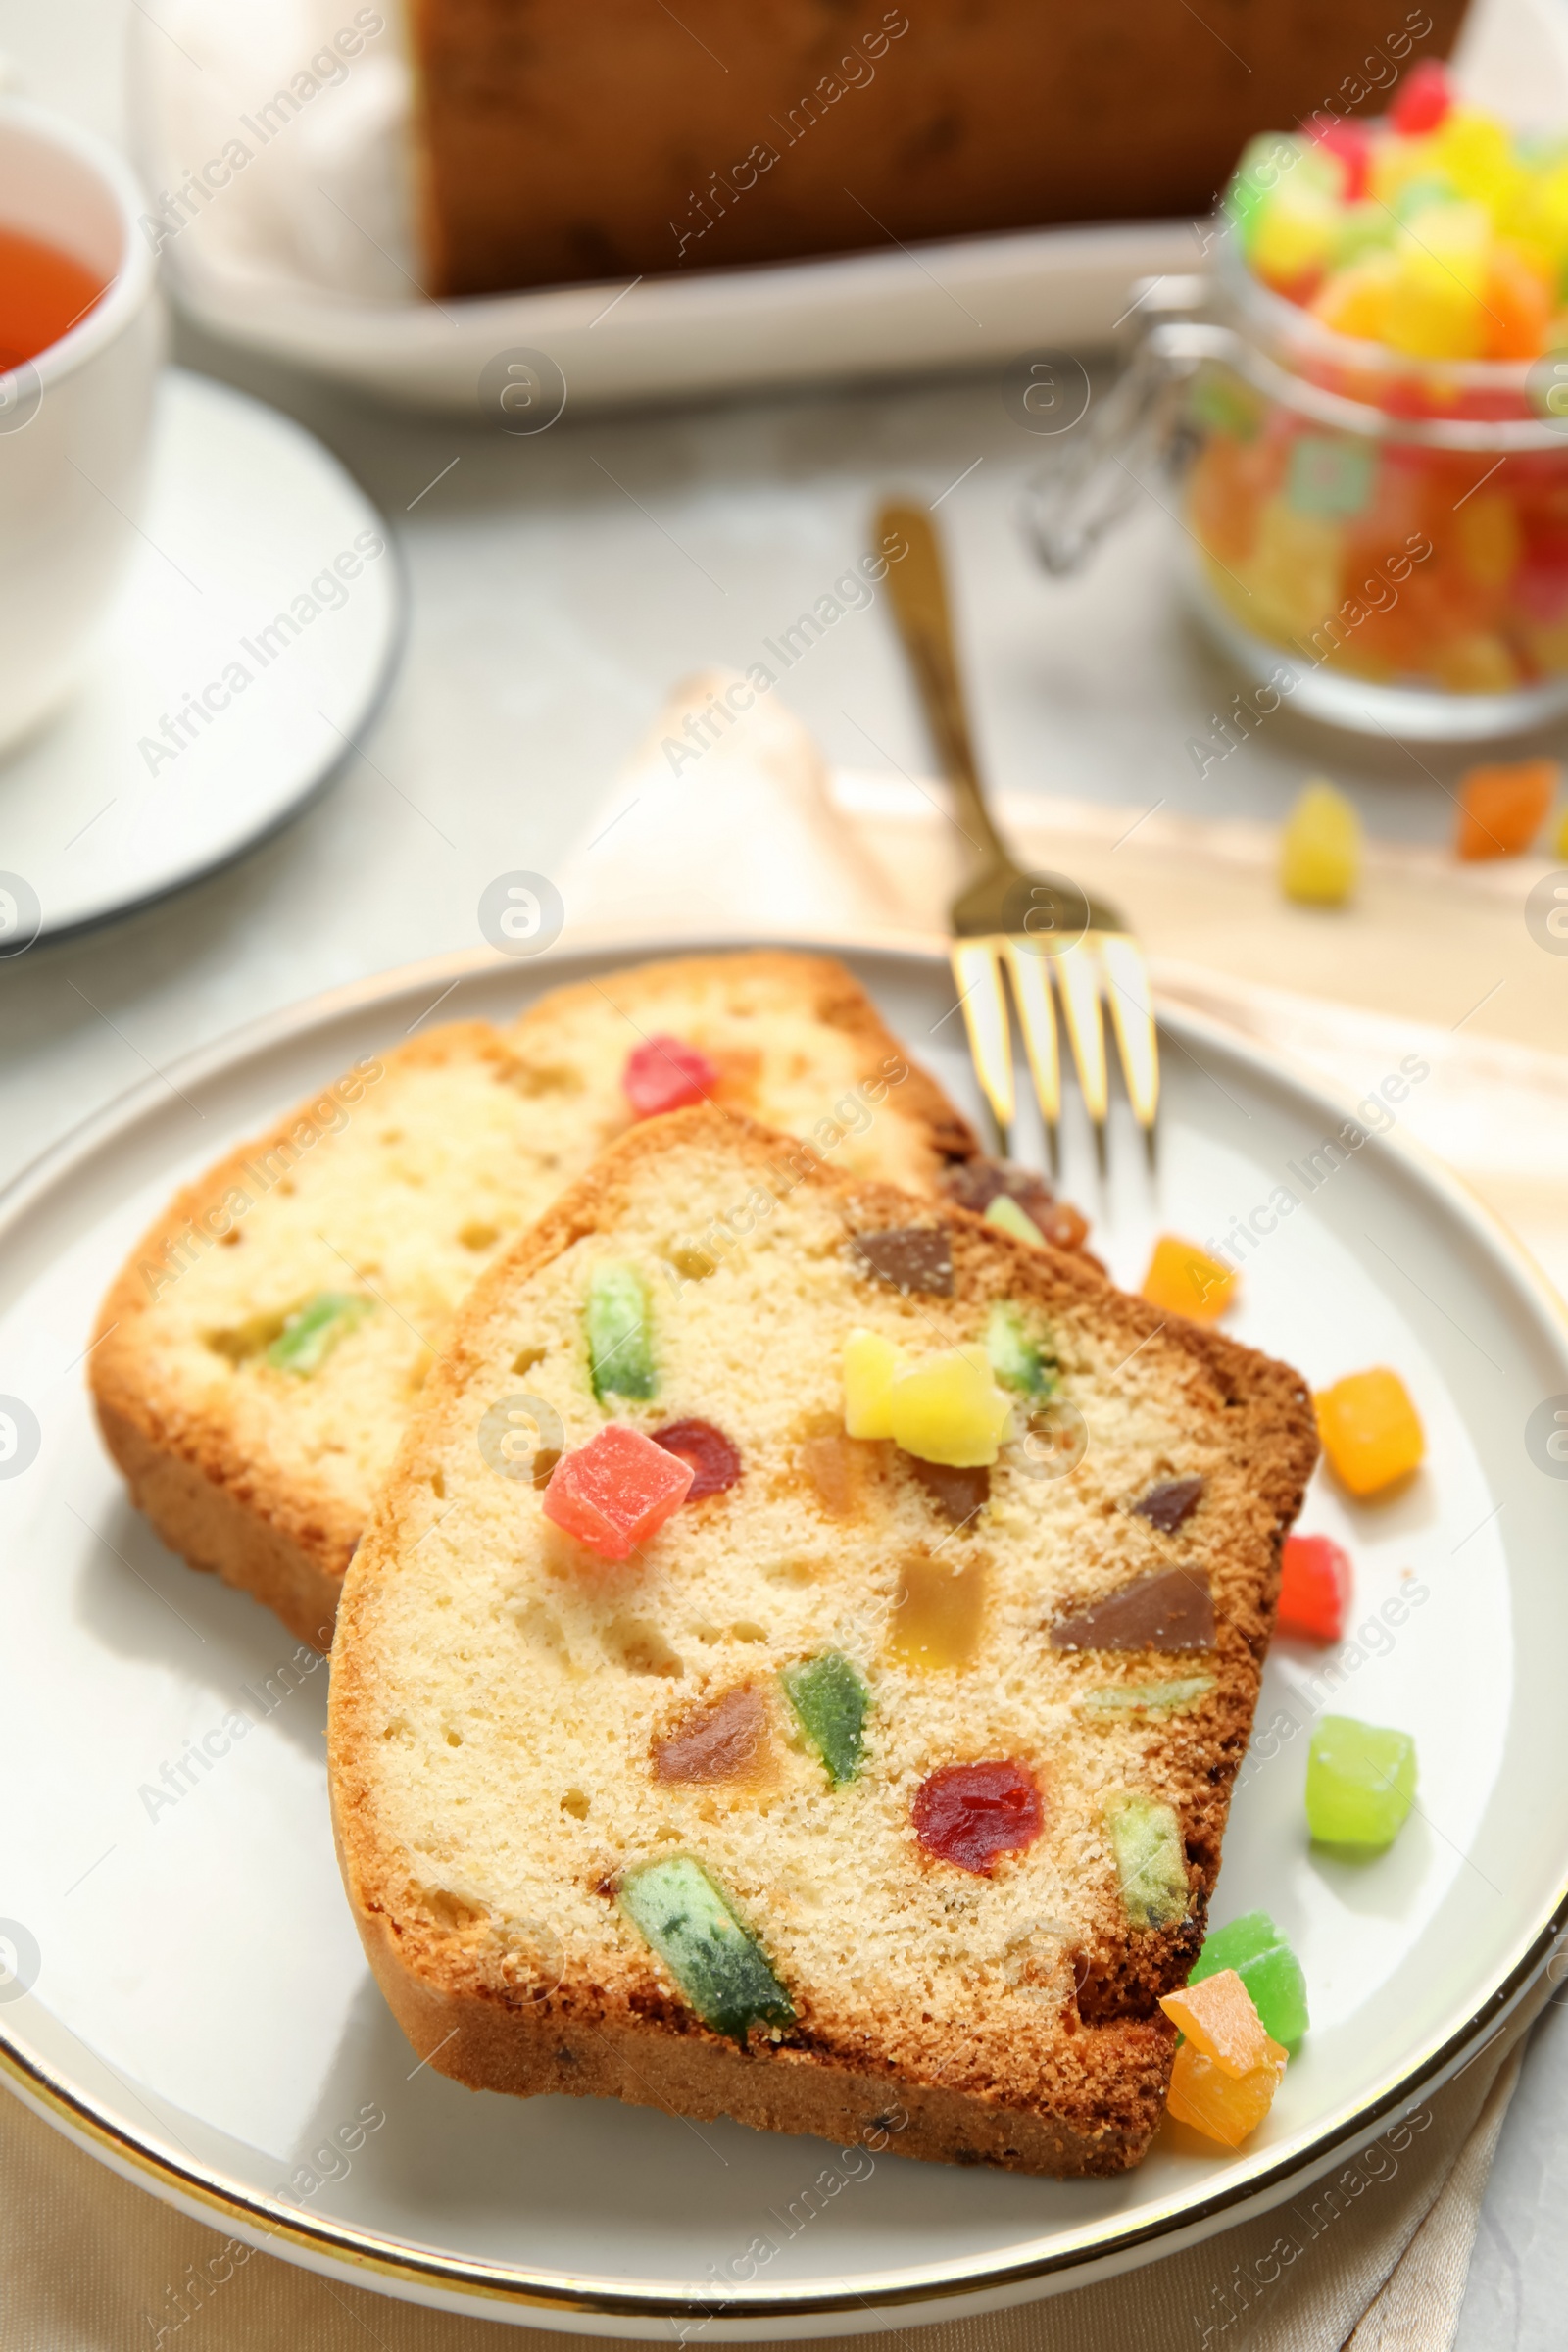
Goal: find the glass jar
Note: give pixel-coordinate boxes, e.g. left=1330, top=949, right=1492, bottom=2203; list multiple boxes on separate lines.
left=1023, top=240, right=1568, bottom=742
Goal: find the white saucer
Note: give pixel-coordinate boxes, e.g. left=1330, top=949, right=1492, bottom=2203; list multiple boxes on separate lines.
left=0, top=368, right=404, bottom=946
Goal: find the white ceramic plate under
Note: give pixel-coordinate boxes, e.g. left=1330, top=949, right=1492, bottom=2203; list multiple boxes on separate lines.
left=0, top=936, right=1565, bottom=2336
left=0, top=368, right=404, bottom=945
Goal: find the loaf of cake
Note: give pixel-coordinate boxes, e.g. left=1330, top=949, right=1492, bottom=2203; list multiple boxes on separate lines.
left=91, top=952, right=1004, bottom=1648
left=409, top=0, right=1465, bottom=297
left=328, top=1105, right=1316, bottom=2174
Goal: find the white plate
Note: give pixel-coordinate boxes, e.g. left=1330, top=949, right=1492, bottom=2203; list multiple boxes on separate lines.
left=0, top=936, right=1565, bottom=2336
left=0, top=368, right=404, bottom=945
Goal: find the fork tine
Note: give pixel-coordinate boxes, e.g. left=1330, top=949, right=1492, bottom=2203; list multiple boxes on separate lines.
left=1097, top=933, right=1160, bottom=1160
left=1052, top=939, right=1109, bottom=1174
left=1001, top=938, right=1061, bottom=1176
left=950, top=939, right=1014, bottom=1141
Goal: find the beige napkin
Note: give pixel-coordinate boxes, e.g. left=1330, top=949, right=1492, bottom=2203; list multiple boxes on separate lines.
left=4, top=673, right=1561, bottom=2350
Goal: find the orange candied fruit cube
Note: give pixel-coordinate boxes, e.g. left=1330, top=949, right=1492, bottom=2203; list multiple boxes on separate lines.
left=1315, top=1368, right=1425, bottom=1498
left=1166, top=2036, right=1288, bottom=2148
left=1159, top=1969, right=1270, bottom=2078
left=1455, top=759, right=1558, bottom=861
left=1141, top=1236, right=1236, bottom=1322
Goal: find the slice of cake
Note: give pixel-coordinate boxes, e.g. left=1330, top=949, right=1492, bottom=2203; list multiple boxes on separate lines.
left=328, top=1106, right=1316, bottom=2175
left=90, top=953, right=991, bottom=1648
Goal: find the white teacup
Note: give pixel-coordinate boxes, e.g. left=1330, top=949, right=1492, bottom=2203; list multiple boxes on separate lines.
left=0, top=100, right=163, bottom=757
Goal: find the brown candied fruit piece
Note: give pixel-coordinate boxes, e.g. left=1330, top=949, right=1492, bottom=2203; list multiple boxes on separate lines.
left=941, top=1158, right=1089, bottom=1253
left=848, top=1227, right=954, bottom=1296
left=912, top=1761, right=1043, bottom=1875
left=906, top=1455, right=990, bottom=1527
left=799, top=1426, right=876, bottom=1519
left=1133, top=1475, right=1205, bottom=1534
left=652, top=1686, right=770, bottom=1783
left=650, top=1419, right=742, bottom=1499
left=888, top=1551, right=987, bottom=1669
left=1049, top=1567, right=1215, bottom=1652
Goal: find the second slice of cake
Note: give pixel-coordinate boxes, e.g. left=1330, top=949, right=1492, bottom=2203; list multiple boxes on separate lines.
left=330, top=1107, right=1316, bottom=2176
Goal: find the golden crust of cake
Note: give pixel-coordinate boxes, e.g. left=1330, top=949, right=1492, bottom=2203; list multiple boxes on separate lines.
left=329, top=1107, right=1317, bottom=2176
left=90, top=955, right=979, bottom=1649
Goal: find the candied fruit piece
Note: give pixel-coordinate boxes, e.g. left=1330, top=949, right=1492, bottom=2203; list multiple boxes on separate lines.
left=799, top=1426, right=873, bottom=1519
left=542, top=1423, right=693, bottom=1559
left=586, top=1263, right=656, bottom=1401
left=906, top=1455, right=990, bottom=1525
left=984, top=1194, right=1045, bottom=1247
left=888, top=1347, right=1013, bottom=1467
left=780, top=1652, right=869, bottom=1786
left=650, top=1418, right=741, bottom=1498
left=1051, top=1567, right=1214, bottom=1652
left=912, top=1760, right=1042, bottom=1876
left=1192, top=1911, right=1311, bottom=2048
left=1133, top=1476, right=1205, bottom=1535
left=1166, top=2036, right=1288, bottom=2147
left=1160, top=1968, right=1270, bottom=2077
left=1281, top=779, right=1362, bottom=906
left=622, top=1035, right=718, bottom=1118
left=850, top=1227, right=954, bottom=1296
left=888, top=1553, right=986, bottom=1670
left=1307, top=1715, right=1416, bottom=1847
left=1392, top=59, right=1452, bottom=135
left=1141, top=1236, right=1235, bottom=1321
left=1105, top=1791, right=1189, bottom=1929
left=653, top=1686, right=769, bottom=1784
left=1454, top=759, right=1557, bottom=859
left=618, top=1856, right=792, bottom=2041
left=1316, top=1368, right=1424, bottom=1497
left=266, top=1291, right=373, bottom=1376
left=1083, top=1675, right=1213, bottom=1715
left=986, top=1300, right=1055, bottom=1396
left=842, top=1327, right=902, bottom=1440
left=1276, top=1533, right=1352, bottom=1641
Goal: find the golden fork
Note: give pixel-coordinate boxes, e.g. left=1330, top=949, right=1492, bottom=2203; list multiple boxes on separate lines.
left=875, top=496, right=1159, bottom=1173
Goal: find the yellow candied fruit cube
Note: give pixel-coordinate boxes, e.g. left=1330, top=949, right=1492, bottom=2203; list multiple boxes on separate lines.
left=1250, top=180, right=1340, bottom=286
left=1455, top=494, right=1522, bottom=591
left=888, top=1348, right=1013, bottom=1468
left=1142, top=1236, right=1236, bottom=1323
left=1311, top=251, right=1398, bottom=343
left=1281, top=779, right=1362, bottom=906
left=1432, top=633, right=1519, bottom=695
left=1431, top=109, right=1525, bottom=217
left=1369, top=133, right=1440, bottom=210
left=843, top=1327, right=903, bottom=1441
left=1166, top=2036, right=1288, bottom=2148
left=1316, top=1368, right=1425, bottom=1498
left=1241, top=500, right=1346, bottom=645
left=1159, top=1970, right=1270, bottom=2079
left=1556, top=804, right=1568, bottom=858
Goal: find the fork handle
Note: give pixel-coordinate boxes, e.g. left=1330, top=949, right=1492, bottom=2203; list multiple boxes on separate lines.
left=876, top=500, right=1013, bottom=875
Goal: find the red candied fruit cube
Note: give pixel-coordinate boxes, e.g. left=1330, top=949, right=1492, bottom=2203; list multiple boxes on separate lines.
left=1276, top=1533, right=1352, bottom=1642
left=912, top=1761, right=1044, bottom=1875
left=1304, top=113, right=1371, bottom=201
left=542, top=1424, right=694, bottom=1559
left=622, top=1036, right=719, bottom=1118
left=1390, top=60, right=1451, bottom=134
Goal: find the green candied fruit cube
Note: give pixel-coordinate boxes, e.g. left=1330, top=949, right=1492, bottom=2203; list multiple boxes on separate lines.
left=1306, top=1716, right=1416, bottom=1849
left=586, top=1264, right=656, bottom=1400
left=618, top=1856, right=794, bottom=2042
left=985, top=1300, right=1056, bottom=1397
left=265, top=1291, right=373, bottom=1375
left=1192, top=1909, right=1310, bottom=2049
left=1104, top=1792, right=1189, bottom=1931
left=780, top=1652, right=869, bottom=1786
left=983, top=1196, right=1045, bottom=1249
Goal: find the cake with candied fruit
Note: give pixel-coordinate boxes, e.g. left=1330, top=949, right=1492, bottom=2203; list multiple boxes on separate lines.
left=327, top=1105, right=1317, bottom=2174
left=92, top=952, right=1089, bottom=1649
